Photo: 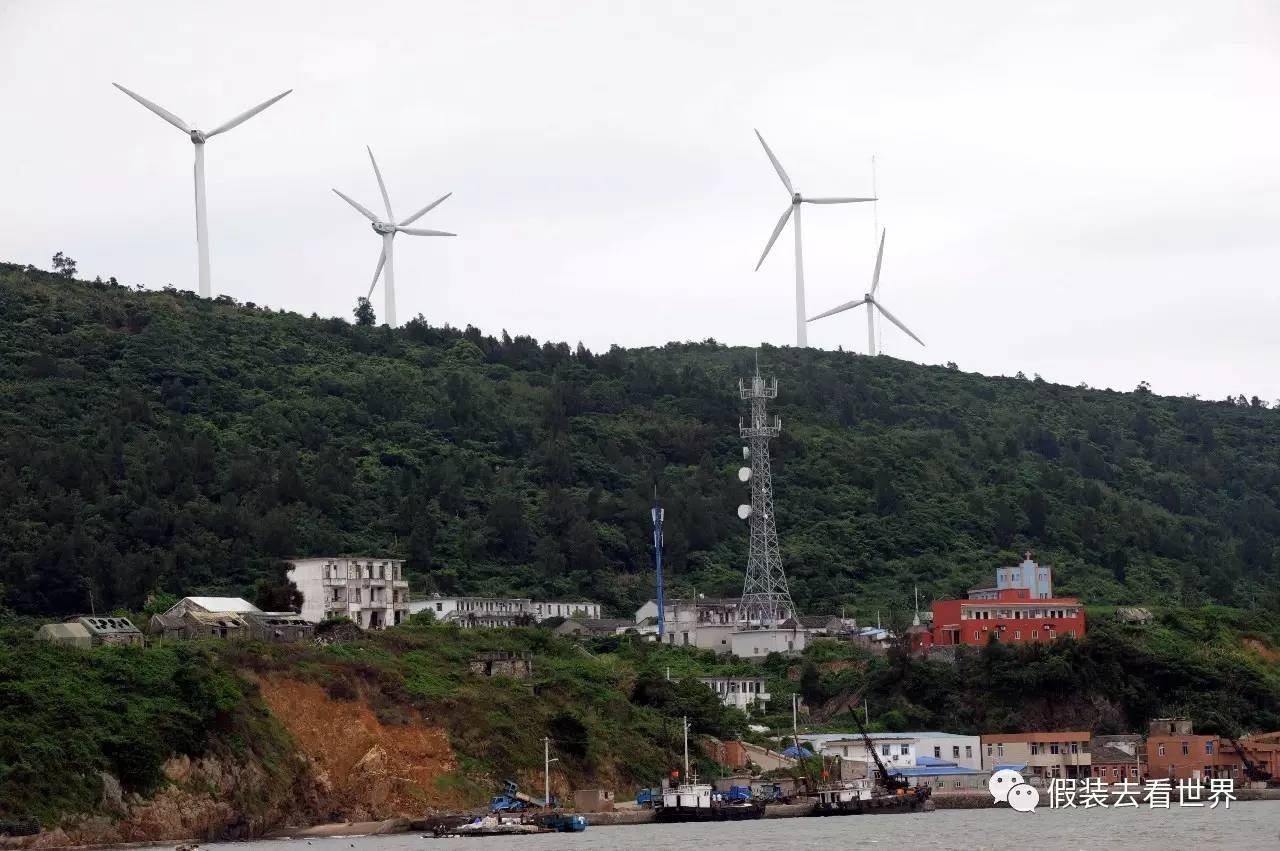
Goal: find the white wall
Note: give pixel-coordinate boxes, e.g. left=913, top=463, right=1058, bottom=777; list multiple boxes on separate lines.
left=728, top=627, right=807, bottom=659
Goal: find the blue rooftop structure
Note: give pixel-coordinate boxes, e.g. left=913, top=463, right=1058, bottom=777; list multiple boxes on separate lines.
left=782, top=745, right=814, bottom=758
left=887, top=757, right=985, bottom=778
left=993, top=763, right=1029, bottom=773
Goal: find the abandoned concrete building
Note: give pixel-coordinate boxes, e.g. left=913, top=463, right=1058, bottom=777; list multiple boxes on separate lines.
left=468, top=650, right=533, bottom=679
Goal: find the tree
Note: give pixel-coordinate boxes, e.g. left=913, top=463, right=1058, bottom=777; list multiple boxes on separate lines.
left=51, top=252, right=77, bottom=278
left=354, top=297, right=376, bottom=326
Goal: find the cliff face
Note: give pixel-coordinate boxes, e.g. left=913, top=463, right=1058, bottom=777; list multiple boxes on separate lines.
left=4, top=676, right=466, bottom=847
left=255, top=677, right=466, bottom=819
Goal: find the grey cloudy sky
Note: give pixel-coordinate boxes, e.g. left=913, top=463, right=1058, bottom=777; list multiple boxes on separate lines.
left=3, top=1, right=1278, bottom=400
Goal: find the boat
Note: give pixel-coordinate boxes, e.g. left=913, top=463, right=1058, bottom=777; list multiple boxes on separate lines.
left=653, top=716, right=766, bottom=822
left=811, top=778, right=932, bottom=815
left=654, top=779, right=766, bottom=822
left=533, top=812, right=588, bottom=832
left=434, top=815, right=552, bottom=837
left=808, top=710, right=933, bottom=816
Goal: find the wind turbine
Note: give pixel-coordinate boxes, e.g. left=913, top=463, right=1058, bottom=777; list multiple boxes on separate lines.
left=112, top=83, right=292, bottom=298
left=333, top=147, right=454, bottom=328
left=808, top=229, right=924, bottom=356
left=753, top=129, right=876, bottom=348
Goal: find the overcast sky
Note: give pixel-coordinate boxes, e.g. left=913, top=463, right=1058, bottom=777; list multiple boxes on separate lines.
left=3, top=1, right=1278, bottom=400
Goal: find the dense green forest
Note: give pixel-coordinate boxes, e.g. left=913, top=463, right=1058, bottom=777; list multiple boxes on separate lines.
left=4, top=260, right=1280, bottom=618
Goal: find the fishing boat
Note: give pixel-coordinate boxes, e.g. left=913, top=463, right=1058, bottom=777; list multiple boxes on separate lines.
left=811, top=778, right=932, bottom=815
left=653, top=717, right=765, bottom=822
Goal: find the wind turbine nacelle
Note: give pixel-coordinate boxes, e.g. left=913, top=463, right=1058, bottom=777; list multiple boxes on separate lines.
left=372, top=222, right=395, bottom=235
left=792, top=192, right=803, bottom=204
left=188, top=130, right=207, bottom=144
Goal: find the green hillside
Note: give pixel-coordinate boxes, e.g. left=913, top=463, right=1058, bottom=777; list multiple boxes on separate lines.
left=3, top=260, right=1280, bottom=618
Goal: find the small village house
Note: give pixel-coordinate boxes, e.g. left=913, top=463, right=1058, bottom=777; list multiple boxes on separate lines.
left=698, top=676, right=770, bottom=711
left=1141, top=718, right=1274, bottom=782
left=1089, top=734, right=1145, bottom=782
left=150, top=597, right=259, bottom=640
left=35, top=622, right=92, bottom=649
left=980, top=732, right=1092, bottom=780
left=553, top=617, right=633, bottom=638
left=243, top=611, right=314, bottom=643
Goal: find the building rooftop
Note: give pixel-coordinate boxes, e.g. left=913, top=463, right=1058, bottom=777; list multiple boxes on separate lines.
left=187, top=611, right=249, bottom=627
left=958, top=597, right=1082, bottom=607
left=169, top=597, right=261, bottom=615
left=980, top=731, right=1090, bottom=742
left=563, top=617, right=632, bottom=630
left=78, top=616, right=141, bottom=635
left=38, top=622, right=92, bottom=640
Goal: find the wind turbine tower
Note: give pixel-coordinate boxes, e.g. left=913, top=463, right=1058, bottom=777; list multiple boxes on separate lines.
left=753, top=130, right=876, bottom=348
left=113, top=83, right=292, bottom=298
left=333, top=147, right=455, bottom=328
left=735, top=367, right=796, bottom=627
left=808, top=229, right=924, bottom=355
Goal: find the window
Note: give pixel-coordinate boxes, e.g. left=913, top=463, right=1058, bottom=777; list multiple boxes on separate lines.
left=1030, top=743, right=1040, bottom=756
left=1206, top=741, right=1215, bottom=755
left=974, top=631, right=980, bottom=641
left=1131, top=766, right=1139, bottom=777
left=1158, top=744, right=1166, bottom=757
left=881, top=745, right=890, bottom=756
left=953, top=746, right=960, bottom=758
left=934, top=747, right=941, bottom=758
left=1070, top=743, right=1079, bottom=755
left=900, top=745, right=910, bottom=756
left=1014, top=630, right=1021, bottom=639
left=998, top=745, right=1004, bottom=757
left=1032, top=630, right=1038, bottom=639
left=987, top=745, right=993, bottom=756
left=1050, top=743, right=1060, bottom=755
left=954, top=780, right=961, bottom=788
left=1182, top=742, right=1189, bottom=757
left=966, top=746, right=973, bottom=758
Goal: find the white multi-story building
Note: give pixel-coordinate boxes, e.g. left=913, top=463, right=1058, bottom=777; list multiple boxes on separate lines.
left=804, top=734, right=919, bottom=769
left=801, top=732, right=981, bottom=772
left=699, top=676, right=771, bottom=711
left=634, top=598, right=743, bottom=653
left=532, top=600, right=601, bottom=621
left=287, top=557, right=409, bottom=629
left=407, top=595, right=603, bottom=628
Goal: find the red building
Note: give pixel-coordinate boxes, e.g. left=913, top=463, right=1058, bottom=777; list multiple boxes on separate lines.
left=913, top=556, right=1086, bottom=649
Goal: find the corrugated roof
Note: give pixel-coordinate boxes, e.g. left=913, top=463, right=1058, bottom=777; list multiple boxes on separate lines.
left=173, top=597, right=260, bottom=614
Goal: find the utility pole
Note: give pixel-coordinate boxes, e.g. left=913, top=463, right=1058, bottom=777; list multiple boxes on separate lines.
left=864, top=699, right=869, bottom=726
left=652, top=490, right=665, bottom=641
left=544, top=736, right=550, bottom=807
left=683, top=716, right=690, bottom=781
left=792, top=693, right=801, bottom=754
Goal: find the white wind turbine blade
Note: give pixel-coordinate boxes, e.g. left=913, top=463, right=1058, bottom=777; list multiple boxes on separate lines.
left=205, top=89, right=292, bottom=138
left=754, top=205, right=794, bottom=271
left=870, top=229, right=886, bottom=297
left=399, top=193, right=452, bottom=227
left=112, top=83, right=190, bottom=133
left=367, top=249, right=386, bottom=299
left=802, top=197, right=877, bottom=204
left=332, top=189, right=379, bottom=223
left=808, top=297, right=867, bottom=323
left=396, top=227, right=456, bottom=236
left=367, top=147, right=394, bottom=221
left=874, top=301, right=925, bottom=346
left=754, top=129, right=794, bottom=194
